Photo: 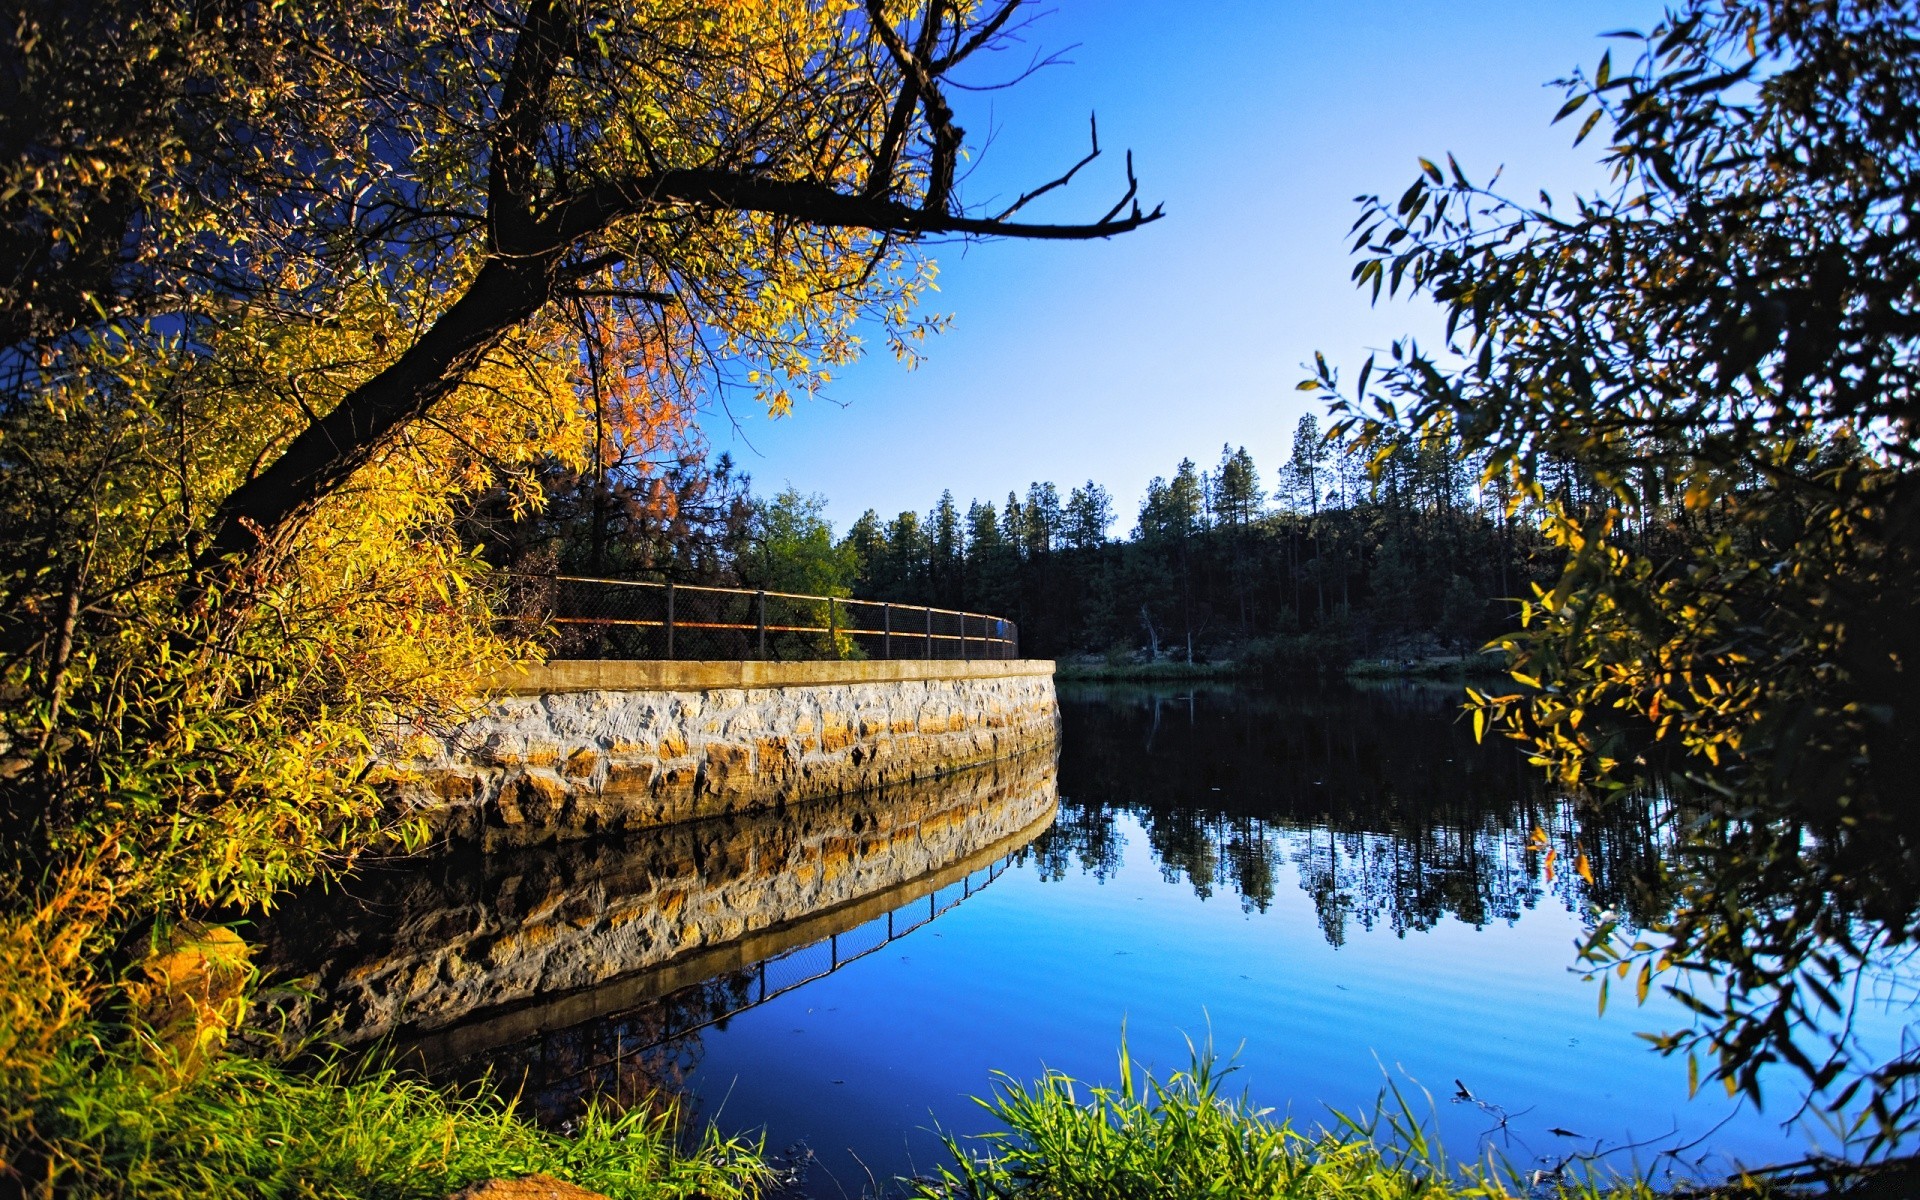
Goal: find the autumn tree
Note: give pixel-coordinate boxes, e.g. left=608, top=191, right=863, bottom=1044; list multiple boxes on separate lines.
left=0, top=0, right=1159, bottom=1116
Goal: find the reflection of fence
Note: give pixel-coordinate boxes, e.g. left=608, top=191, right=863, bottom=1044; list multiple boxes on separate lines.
left=504, top=574, right=1019, bottom=661
left=524, top=854, right=1014, bottom=1102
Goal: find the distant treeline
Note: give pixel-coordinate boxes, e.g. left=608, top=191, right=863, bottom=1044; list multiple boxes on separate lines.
left=826, top=417, right=1577, bottom=665
left=474, top=416, right=1638, bottom=667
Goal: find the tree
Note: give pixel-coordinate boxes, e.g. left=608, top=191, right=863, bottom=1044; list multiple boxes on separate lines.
left=963, top=498, right=1017, bottom=612
left=1283, top=415, right=1330, bottom=516
left=844, top=509, right=890, bottom=595
left=883, top=509, right=931, bottom=600
left=1308, top=0, right=1920, bottom=1144
left=1000, top=491, right=1027, bottom=558
left=1136, top=462, right=1203, bottom=542
left=929, top=489, right=963, bottom=605
left=743, top=489, right=855, bottom=597
left=1211, top=445, right=1263, bottom=528
left=0, top=0, right=1161, bottom=1102
left=1063, top=481, right=1115, bottom=549
left=9, top=0, right=1164, bottom=575
left=1021, top=481, right=1063, bottom=556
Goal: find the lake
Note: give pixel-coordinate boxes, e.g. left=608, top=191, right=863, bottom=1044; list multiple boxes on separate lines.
left=271, top=680, right=1894, bottom=1196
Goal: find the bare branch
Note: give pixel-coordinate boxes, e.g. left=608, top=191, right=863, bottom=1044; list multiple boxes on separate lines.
left=562, top=167, right=1163, bottom=243
left=994, top=112, right=1101, bottom=221
left=931, top=0, right=1024, bottom=72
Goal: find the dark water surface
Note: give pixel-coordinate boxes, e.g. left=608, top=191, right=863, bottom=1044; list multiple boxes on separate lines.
left=275, top=681, right=1899, bottom=1195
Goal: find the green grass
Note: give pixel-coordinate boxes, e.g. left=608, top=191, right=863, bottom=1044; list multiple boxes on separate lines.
left=913, top=1042, right=1748, bottom=1200
left=18, top=1045, right=768, bottom=1200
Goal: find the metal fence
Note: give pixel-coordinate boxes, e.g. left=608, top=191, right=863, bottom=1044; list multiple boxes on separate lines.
left=503, top=574, right=1019, bottom=661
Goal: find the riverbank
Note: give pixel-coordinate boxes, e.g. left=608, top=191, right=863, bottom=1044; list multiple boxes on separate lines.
left=30, top=1037, right=1767, bottom=1200
left=1344, top=651, right=1510, bottom=682
left=909, top=1046, right=1774, bottom=1199
left=1054, top=657, right=1254, bottom=682
left=20, top=1039, right=768, bottom=1200
left=1053, top=650, right=1509, bottom=685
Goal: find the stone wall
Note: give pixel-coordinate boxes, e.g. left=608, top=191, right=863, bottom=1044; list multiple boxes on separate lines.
left=265, top=749, right=1058, bottom=1052
left=377, top=659, right=1058, bottom=848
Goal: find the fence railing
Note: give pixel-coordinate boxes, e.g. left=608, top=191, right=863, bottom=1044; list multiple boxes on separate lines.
left=502, top=574, right=1019, bottom=661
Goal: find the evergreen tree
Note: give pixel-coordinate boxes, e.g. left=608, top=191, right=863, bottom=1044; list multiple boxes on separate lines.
left=1022, top=481, right=1062, bottom=556
left=1284, top=415, right=1330, bottom=515
left=928, top=490, right=963, bottom=606
left=1000, top=491, right=1026, bottom=559
left=1213, top=444, right=1263, bottom=528
left=843, top=509, right=887, bottom=594
left=1063, top=481, right=1114, bottom=550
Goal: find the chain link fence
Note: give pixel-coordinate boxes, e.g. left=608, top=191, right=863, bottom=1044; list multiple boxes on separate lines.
left=503, top=574, right=1019, bottom=661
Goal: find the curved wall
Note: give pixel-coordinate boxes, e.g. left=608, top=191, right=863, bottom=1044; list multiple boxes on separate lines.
left=377, top=658, right=1058, bottom=848
left=265, top=748, right=1058, bottom=1051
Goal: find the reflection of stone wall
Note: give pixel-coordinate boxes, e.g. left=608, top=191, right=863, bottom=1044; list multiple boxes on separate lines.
left=378, top=659, right=1057, bottom=848
left=265, top=749, right=1058, bottom=1048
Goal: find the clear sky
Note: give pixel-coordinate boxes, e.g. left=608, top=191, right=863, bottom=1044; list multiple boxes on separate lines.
left=713, top=1, right=1663, bottom=534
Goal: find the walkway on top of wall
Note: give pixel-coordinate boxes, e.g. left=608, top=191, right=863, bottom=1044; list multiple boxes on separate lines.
left=486, top=657, right=1057, bottom=695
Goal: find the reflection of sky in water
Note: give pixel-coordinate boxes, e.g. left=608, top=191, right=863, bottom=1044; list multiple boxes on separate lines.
left=680, top=812, right=1819, bottom=1195
left=658, top=686, right=1910, bottom=1197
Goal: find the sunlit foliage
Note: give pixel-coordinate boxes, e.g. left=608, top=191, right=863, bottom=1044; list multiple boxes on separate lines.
left=0, top=0, right=1156, bottom=1179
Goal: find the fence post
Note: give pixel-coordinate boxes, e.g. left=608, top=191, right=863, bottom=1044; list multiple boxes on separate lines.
left=882, top=603, right=891, bottom=659
left=756, top=590, right=767, bottom=659
left=924, top=605, right=933, bottom=660
left=827, top=596, right=837, bottom=657
left=961, top=612, right=969, bottom=661
left=664, top=581, right=675, bottom=659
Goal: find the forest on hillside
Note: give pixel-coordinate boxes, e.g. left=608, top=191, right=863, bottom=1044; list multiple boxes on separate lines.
left=467, top=412, right=1758, bottom=668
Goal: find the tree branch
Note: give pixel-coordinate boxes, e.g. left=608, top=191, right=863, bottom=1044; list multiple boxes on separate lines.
left=559, top=166, right=1163, bottom=245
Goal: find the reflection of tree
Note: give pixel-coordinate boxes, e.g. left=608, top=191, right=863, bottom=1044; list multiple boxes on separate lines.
left=1023, top=799, right=1126, bottom=884
left=1053, top=682, right=1682, bottom=946
left=441, top=971, right=753, bottom=1126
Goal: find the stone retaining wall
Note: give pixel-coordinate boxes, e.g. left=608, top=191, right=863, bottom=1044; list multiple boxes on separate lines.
left=377, top=659, right=1057, bottom=848
left=267, top=749, right=1058, bottom=1049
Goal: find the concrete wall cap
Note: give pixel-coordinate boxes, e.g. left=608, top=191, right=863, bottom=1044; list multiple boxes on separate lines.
left=484, top=658, right=1056, bottom=695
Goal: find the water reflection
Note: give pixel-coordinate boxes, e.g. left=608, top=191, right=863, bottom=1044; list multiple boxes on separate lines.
left=436, top=853, right=1022, bottom=1122
left=1041, top=682, right=1677, bottom=941
left=264, top=746, right=1058, bottom=1116
left=267, top=682, right=1849, bottom=1194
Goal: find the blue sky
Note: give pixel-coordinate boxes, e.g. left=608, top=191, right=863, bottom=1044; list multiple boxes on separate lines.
left=714, top=1, right=1663, bottom=533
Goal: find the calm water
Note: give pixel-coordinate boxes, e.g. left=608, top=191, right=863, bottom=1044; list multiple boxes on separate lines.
left=275, top=681, right=1903, bottom=1196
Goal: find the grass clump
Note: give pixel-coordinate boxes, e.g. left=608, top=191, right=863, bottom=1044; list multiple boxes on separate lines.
left=915, top=1043, right=1696, bottom=1200
left=15, top=1044, right=768, bottom=1200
